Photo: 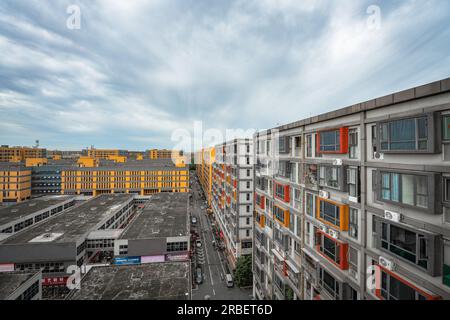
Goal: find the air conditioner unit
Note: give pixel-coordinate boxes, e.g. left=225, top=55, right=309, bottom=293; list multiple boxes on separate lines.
left=333, top=159, right=343, bottom=166
left=379, top=256, right=395, bottom=271
left=319, top=224, right=327, bottom=233
left=348, top=196, right=358, bottom=203
left=384, top=210, right=402, bottom=223
left=373, top=152, right=384, bottom=160
left=328, top=229, right=339, bottom=239
left=319, top=190, right=329, bottom=199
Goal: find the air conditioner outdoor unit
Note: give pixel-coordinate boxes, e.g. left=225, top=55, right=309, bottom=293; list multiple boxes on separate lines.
left=379, top=256, right=395, bottom=271
left=319, top=190, right=329, bottom=199
left=328, top=229, right=339, bottom=239
left=333, top=159, right=343, bottom=166
left=319, top=224, right=327, bottom=233
left=384, top=210, right=402, bottom=223
left=348, top=196, right=358, bottom=203
left=373, top=152, right=384, bottom=160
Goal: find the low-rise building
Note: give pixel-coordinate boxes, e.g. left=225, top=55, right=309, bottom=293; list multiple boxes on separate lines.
left=0, top=270, right=42, bottom=300
left=0, top=164, right=31, bottom=203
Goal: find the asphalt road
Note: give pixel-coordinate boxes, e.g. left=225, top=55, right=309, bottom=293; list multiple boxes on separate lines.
left=189, top=172, right=252, bottom=301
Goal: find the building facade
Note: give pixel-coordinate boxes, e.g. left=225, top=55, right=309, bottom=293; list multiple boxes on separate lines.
left=0, top=164, right=32, bottom=203
left=211, top=139, right=254, bottom=269
left=253, top=77, right=450, bottom=300
left=196, top=147, right=215, bottom=207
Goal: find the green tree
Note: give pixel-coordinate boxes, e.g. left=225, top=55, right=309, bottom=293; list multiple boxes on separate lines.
left=234, top=255, right=253, bottom=288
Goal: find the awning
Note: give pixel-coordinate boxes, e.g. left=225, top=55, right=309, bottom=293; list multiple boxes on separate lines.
left=271, top=248, right=284, bottom=261
left=285, top=259, right=300, bottom=274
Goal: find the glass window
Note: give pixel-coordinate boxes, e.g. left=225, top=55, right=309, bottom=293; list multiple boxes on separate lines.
left=305, top=193, right=314, bottom=217
left=445, top=177, right=450, bottom=203
left=319, top=130, right=340, bottom=152
left=379, top=116, right=429, bottom=152
left=347, top=167, right=358, bottom=198
left=444, top=241, right=450, bottom=287
left=319, top=200, right=340, bottom=227
left=349, top=208, right=358, bottom=239
left=379, top=171, right=428, bottom=209
left=319, top=166, right=340, bottom=189
left=349, top=129, right=358, bottom=159
left=306, top=135, right=312, bottom=158
left=443, top=115, right=450, bottom=140
left=380, top=271, right=427, bottom=300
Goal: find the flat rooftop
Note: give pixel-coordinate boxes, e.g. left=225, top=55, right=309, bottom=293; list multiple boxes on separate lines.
left=121, top=193, right=188, bottom=240
left=70, top=262, right=190, bottom=300
left=0, top=195, right=74, bottom=226
left=1, top=194, right=134, bottom=245
left=0, top=271, right=39, bottom=300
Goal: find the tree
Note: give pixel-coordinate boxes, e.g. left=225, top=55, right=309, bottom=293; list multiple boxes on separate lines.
left=234, top=255, right=253, bottom=288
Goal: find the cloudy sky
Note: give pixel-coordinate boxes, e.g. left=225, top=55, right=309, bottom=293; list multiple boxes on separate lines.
left=1, top=0, right=449, bottom=151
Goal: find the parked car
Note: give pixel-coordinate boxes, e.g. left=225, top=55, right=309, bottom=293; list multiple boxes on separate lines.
left=191, top=217, right=197, bottom=224
left=196, top=267, right=203, bottom=284
left=196, top=240, right=202, bottom=248
left=225, top=274, right=234, bottom=288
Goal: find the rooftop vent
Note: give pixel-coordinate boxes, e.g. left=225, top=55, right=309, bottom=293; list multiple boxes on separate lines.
left=90, top=207, right=97, bottom=211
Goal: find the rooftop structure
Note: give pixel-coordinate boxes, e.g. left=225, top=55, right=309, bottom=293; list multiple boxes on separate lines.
left=69, top=262, right=190, bottom=300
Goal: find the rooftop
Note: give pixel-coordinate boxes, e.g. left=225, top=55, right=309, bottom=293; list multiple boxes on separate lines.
left=70, top=262, right=190, bottom=300
left=0, top=271, right=39, bottom=300
left=121, top=193, right=189, bottom=240
left=1, top=194, right=134, bottom=245
left=0, top=195, right=74, bottom=227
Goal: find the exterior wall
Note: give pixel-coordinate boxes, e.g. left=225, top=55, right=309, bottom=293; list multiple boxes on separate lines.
left=0, top=167, right=31, bottom=203
left=5, top=271, right=42, bottom=300
left=87, top=149, right=126, bottom=159
left=0, top=147, right=46, bottom=163
left=253, top=78, right=450, bottom=301
left=60, top=167, right=189, bottom=196
left=196, top=147, right=215, bottom=207
left=210, top=139, right=253, bottom=270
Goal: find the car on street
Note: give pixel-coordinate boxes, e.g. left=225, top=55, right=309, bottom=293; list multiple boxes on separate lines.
left=196, top=240, right=202, bottom=248
left=226, top=274, right=234, bottom=288
left=191, top=217, right=197, bottom=224
left=196, top=267, right=203, bottom=284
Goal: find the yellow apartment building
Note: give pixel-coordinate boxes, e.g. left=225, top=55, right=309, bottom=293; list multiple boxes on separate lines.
left=60, top=162, right=189, bottom=196
left=0, top=146, right=46, bottom=162
left=148, top=149, right=181, bottom=160
left=87, top=148, right=127, bottom=159
left=25, top=158, right=48, bottom=167
left=196, top=147, right=215, bottom=206
left=0, top=164, right=31, bottom=203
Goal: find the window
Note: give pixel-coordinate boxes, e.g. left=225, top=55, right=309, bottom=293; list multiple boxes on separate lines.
left=274, top=205, right=288, bottom=226
left=319, top=201, right=340, bottom=227
left=349, top=208, right=358, bottom=239
left=246, top=229, right=250, bottom=237
left=316, top=231, right=348, bottom=269
left=349, top=128, right=358, bottom=159
left=246, top=205, right=250, bottom=213
left=444, top=115, right=450, bottom=141
left=317, top=128, right=349, bottom=154
left=246, top=193, right=250, bottom=201
left=306, top=135, right=312, bottom=157
left=379, top=171, right=429, bottom=209
left=379, top=270, right=428, bottom=300
left=375, top=218, right=439, bottom=273
left=320, top=268, right=341, bottom=299
left=444, top=241, right=450, bottom=287
left=347, top=167, right=358, bottom=199
left=319, top=166, right=340, bottom=189
left=246, top=217, right=250, bottom=225
left=305, top=222, right=311, bottom=246
left=444, top=177, right=450, bottom=203
left=348, top=247, right=358, bottom=279
left=247, top=169, right=250, bottom=177
left=377, top=114, right=435, bottom=153
left=246, top=181, right=250, bottom=189
left=278, top=136, right=290, bottom=154
left=167, top=241, right=188, bottom=252
left=274, top=182, right=290, bottom=202
left=305, top=193, right=314, bottom=217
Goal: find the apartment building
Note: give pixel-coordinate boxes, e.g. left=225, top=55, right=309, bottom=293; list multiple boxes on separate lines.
left=211, top=139, right=254, bottom=269
left=253, top=77, right=450, bottom=300
left=0, top=164, right=32, bottom=203
left=86, top=148, right=127, bottom=160
left=0, top=146, right=46, bottom=163
left=196, top=147, right=215, bottom=207
left=147, top=149, right=181, bottom=160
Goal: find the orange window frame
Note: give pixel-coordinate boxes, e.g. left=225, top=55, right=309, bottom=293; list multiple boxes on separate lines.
left=316, top=230, right=349, bottom=270
left=316, top=127, right=349, bottom=154
left=273, top=205, right=290, bottom=228
left=316, top=197, right=349, bottom=231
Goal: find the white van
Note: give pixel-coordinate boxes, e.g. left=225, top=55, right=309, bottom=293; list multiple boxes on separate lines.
left=225, top=274, right=234, bottom=288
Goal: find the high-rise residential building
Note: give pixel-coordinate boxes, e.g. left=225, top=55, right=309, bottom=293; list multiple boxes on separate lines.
left=0, top=146, right=47, bottom=163
left=211, top=139, right=254, bottom=269
left=253, top=77, right=450, bottom=300
left=196, top=147, right=215, bottom=207
left=0, top=164, right=31, bottom=203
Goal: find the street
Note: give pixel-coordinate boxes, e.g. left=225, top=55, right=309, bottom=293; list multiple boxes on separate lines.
left=189, top=172, right=252, bottom=300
